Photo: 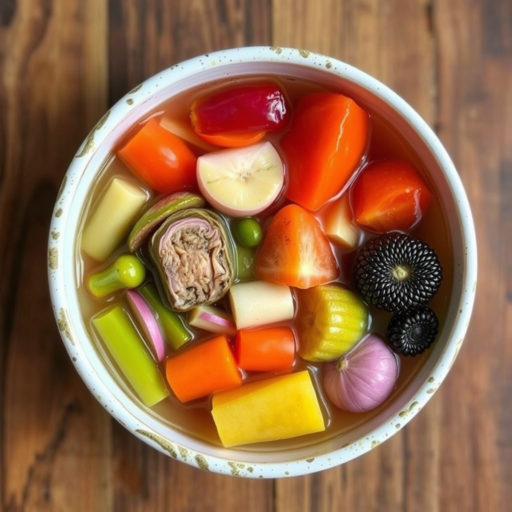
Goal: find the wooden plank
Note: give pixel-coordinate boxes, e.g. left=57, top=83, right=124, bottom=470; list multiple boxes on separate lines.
left=107, top=2, right=274, bottom=511
left=435, top=0, right=512, bottom=511
left=108, top=0, right=272, bottom=104
left=0, top=0, right=111, bottom=511
left=272, top=1, right=441, bottom=511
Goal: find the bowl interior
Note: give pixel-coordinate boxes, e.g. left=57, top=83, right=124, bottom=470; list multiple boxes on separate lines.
left=50, top=52, right=475, bottom=476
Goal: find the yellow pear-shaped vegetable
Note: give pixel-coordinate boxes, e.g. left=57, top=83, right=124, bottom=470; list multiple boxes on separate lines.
left=298, top=284, right=368, bottom=362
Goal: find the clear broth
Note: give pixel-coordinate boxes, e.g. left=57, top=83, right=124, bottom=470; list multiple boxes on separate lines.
left=76, top=76, right=453, bottom=451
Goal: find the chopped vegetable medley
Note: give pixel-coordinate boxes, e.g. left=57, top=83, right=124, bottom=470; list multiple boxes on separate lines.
left=79, top=77, right=449, bottom=448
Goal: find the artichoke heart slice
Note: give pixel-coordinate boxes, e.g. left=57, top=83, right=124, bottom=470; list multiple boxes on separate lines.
left=150, top=209, right=234, bottom=312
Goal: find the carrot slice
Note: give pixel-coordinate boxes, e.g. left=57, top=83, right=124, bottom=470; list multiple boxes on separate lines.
left=282, top=93, right=369, bottom=211
left=255, top=204, right=339, bottom=289
left=196, top=130, right=266, bottom=148
left=235, top=327, right=296, bottom=372
left=165, top=335, right=242, bottom=403
left=117, top=118, right=197, bottom=194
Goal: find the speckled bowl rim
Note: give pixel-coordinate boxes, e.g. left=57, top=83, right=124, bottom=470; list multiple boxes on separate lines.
left=48, top=46, right=477, bottom=478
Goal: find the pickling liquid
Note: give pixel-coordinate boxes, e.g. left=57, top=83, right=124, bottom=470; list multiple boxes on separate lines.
left=76, top=75, right=453, bottom=451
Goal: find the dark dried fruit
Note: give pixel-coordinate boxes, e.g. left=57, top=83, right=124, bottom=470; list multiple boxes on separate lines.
left=354, top=232, right=442, bottom=312
left=387, top=307, right=439, bottom=356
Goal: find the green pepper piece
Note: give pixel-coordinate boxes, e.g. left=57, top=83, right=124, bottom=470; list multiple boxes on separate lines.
left=92, top=306, right=169, bottom=407
left=128, top=191, right=205, bottom=252
left=235, top=244, right=255, bottom=281
left=139, top=283, right=191, bottom=350
left=88, top=254, right=146, bottom=298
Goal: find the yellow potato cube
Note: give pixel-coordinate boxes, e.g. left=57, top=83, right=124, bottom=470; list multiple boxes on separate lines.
left=211, top=371, right=325, bottom=447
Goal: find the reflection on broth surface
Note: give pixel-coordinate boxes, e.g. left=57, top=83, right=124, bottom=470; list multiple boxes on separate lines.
left=76, top=75, right=453, bottom=451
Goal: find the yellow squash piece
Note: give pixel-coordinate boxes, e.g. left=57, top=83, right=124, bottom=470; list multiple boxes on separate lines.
left=82, top=177, right=147, bottom=261
left=211, top=371, right=325, bottom=447
left=298, top=284, right=368, bottom=362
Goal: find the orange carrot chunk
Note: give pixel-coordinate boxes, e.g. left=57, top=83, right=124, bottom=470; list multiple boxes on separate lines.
left=117, top=118, right=197, bottom=194
left=235, top=327, right=296, bottom=372
left=166, top=335, right=242, bottom=403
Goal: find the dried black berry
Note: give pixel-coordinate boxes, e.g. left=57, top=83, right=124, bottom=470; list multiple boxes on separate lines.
left=354, top=232, right=442, bottom=312
left=387, top=307, right=439, bottom=356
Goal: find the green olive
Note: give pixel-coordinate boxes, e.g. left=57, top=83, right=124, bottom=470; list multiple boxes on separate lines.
left=234, top=218, right=263, bottom=248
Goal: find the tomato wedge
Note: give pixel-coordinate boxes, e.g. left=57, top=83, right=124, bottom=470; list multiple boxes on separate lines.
left=255, top=204, right=339, bottom=289
left=117, top=118, right=197, bottom=194
left=281, top=93, right=369, bottom=211
left=351, top=160, right=432, bottom=232
left=196, top=130, right=266, bottom=148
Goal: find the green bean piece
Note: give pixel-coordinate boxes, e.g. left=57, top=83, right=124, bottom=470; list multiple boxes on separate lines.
left=139, top=283, right=191, bottom=350
left=92, top=306, right=169, bottom=407
left=235, top=244, right=255, bottom=281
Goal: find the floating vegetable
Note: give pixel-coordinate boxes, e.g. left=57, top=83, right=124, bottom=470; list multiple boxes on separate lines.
left=233, top=217, right=263, bottom=248
left=298, top=284, right=368, bottom=362
left=352, top=160, right=432, bottom=232
left=87, top=254, right=146, bottom=298
left=282, top=92, right=369, bottom=211
left=322, top=194, right=360, bottom=249
left=159, top=116, right=216, bottom=152
left=197, top=142, right=284, bottom=217
left=212, top=371, right=325, bottom=447
left=234, top=244, right=255, bottom=281
left=190, top=83, right=289, bottom=135
left=166, top=335, right=242, bottom=403
left=387, top=306, right=439, bottom=356
left=354, top=233, right=443, bottom=312
left=255, top=204, right=339, bottom=289
left=92, top=307, right=169, bottom=407
left=139, top=283, right=191, bottom=350
left=128, top=191, right=205, bottom=252
left=235, top=327, right=295, bottom=372
left=82, top=178, right=147, bottom=261
left=323, top=334, right=399, bottom=413
left=117, top=118, right=197, bottom=194
left=197, top=130, right=266, bottom=148
left=126, top=290, right=166, bottom=362
left=229, top=281, right=294, bottom=330
left=189, top=305, right=237, bottom=336
left=150, top=209, right=234, bottom=312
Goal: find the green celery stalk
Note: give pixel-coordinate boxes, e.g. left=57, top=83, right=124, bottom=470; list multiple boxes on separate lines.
left=139, top=283, right=191, bottom=350
left=92, top=306, right=169, bottom=407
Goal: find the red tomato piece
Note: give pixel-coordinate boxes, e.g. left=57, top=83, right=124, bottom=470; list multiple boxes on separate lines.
left=281, top=93, right=369, bottom=211
left=235, top=327, right=296, bottom=372
left=190, top=84, right=289, bottom=135
left=255, top=204, right=339, bottom=289
left=117, top=118, right=197, bottom=194
left=351, top=160, right=432, bottom=232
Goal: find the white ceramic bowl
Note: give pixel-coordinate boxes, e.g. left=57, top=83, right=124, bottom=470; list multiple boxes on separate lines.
left=48, top=47, right=477, bottom=478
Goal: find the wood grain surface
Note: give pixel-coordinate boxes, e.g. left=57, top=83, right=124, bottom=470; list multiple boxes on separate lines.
left=0, top=0, right=509, bottom=511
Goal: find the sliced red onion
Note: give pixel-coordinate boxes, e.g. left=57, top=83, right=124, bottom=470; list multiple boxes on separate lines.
left=323, top=334, right=399, bottom=413
left=188, top=305, right=237, bottom=336
left=126, top=290, right=166, bottom=362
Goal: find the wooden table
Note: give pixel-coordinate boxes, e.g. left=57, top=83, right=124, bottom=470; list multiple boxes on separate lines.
left=0, top=0, right=510, bottom=510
